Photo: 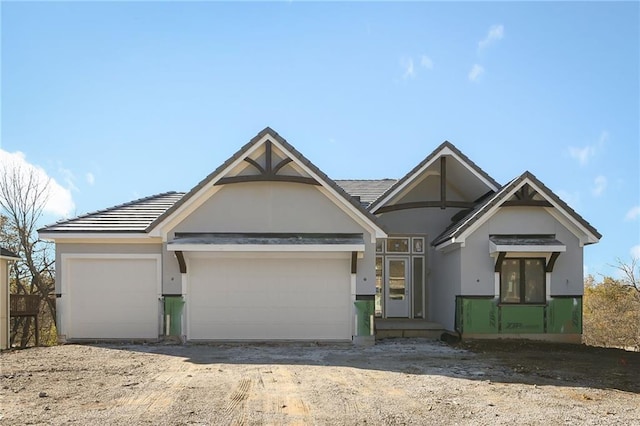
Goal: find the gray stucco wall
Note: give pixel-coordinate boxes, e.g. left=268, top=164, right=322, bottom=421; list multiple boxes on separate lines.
left=429, top=248, right=461, bottom=330
left=397, top=174, right=466, bottom=204
left=169, top=182, right=376, bottom=295
left=376, top=207, right=468, bottom=328
left=162, top=244, right=182, bottom=295
left=54, top=243, right=162, bottom=294
left=460, top=207, right=585, bottom=297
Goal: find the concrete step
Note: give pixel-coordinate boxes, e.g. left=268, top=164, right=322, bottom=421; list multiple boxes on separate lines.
left=375, top=319, right=445, bottom=339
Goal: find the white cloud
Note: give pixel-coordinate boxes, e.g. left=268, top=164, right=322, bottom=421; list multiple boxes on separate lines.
left=568, top=145, right=596, bottom=166
left=591, top=175, right=607, bottom=197
left=86, top=172, right=95, bottom=185
left=625, top=206, right=640, bottom=221
left=420, top=55, right=433, bottom=70
left=568, top=130, right=609, bottom=166
left=631, top=245, right=640, bottom=259
left=402, top=57, right=415, bottom=79
left=0, top=149, right=75, bottom=218
left=478, top=24, right=504, bottom=50
left=468, top=64, right=484, bottom=81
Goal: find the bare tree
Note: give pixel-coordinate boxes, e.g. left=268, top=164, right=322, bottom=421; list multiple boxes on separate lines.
left=614, top=257, right=639, bottom=296
left=0, top=160, right=56, bottom=346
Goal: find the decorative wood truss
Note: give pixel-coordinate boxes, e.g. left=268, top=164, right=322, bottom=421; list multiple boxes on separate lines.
left=494, top=251, right=561, bottom=273
left=216, top=141, right=319, bottom=186
left=503, top=184, right=552, bottom=207
left=377, top=156, right=475, bottom=214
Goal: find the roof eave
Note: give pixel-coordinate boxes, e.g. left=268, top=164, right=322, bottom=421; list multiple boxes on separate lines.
left=38, top=231, right=157, bottom=241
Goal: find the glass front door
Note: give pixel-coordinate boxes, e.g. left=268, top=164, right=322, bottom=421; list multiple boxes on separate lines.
left=385, top=257, right=410, bottom=317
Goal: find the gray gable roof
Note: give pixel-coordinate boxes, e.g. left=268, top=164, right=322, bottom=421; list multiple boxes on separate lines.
left=146, top=127, right=386, bottom=233
left=1, top=247, right=20, bottom=259
left=39, top=192, right=185, bottom=233
left=334, top=179, right=398, bottom=207
left=369, top=141, right=501, bottom=212
left=432, top=171, right=602, bottom=247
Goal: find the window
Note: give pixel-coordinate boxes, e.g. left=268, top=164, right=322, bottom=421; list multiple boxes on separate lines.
left=412, top=237, right=424, bottom=254
left=386, top=238, right=409, bottom=253
left=500, top=258, right=545, bottom=304
left=375, top=257, right=383, bottom=317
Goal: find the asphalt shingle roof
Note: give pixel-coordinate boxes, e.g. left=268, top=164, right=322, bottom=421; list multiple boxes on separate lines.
left=39, top=192, right=185, bottom=233
left=334, top=179, right=398, bottom=207
left=431, top=171, right=601, bottom=247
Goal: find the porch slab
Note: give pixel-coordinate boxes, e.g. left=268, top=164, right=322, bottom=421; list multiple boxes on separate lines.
left=375, top=319, right=445, bottom=339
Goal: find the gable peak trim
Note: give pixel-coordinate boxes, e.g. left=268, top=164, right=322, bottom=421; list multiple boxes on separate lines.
left=432, top=170, right=601, bottom=250
left=369, top=140, right=501, bottom=213
left=146, top=127, right=387, bottom=240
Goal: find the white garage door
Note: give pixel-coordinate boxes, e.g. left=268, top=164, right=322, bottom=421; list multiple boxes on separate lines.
left=188, top=254, right=351, bottom=340
left=65, top=256, right=160, bottom=339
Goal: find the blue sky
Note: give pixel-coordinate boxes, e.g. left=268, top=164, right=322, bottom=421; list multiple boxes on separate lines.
left=1, top=1, right=638, bottom=277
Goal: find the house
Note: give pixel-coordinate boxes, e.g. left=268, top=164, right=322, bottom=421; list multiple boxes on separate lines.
left=1, top=247, right=20, bottom=350
left=38, top=128, right=600, bottom=343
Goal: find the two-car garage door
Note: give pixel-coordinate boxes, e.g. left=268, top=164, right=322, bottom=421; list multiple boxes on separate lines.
left=187, top=253, right=352, bottom=340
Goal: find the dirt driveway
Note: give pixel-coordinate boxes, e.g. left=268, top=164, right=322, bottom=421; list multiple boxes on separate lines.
left=1, top=339, right=639, bottom=425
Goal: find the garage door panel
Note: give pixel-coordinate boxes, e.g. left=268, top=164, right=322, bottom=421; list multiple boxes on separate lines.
left=66, top=257, right=159, bottom=339
left=188, top=256, right=351, bottom=340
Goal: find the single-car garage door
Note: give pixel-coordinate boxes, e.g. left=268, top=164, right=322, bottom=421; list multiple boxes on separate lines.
left=188, top=253, right=351, bottom=340
left=64, top=255, right=160, bottom=339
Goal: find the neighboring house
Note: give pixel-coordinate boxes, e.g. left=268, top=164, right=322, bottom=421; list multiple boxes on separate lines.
left=39, top=128, right=600, bottom=343
left=1, top=247, right=20, bottom=350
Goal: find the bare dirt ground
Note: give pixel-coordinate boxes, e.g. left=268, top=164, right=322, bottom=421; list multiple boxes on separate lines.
left=1, top=338, right=639, bottom=425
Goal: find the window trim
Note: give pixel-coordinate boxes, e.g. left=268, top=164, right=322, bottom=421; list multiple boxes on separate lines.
left=499, top=257, right=546, bottom=305
left=386, top=237, right=410, bottom=254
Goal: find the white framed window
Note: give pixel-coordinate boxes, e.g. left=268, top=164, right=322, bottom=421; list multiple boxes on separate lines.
left=412, top=237, right=424, bottom=254
left=500, top=258, right=545, bottom=304
left=386, top=237, right=409, bottom=253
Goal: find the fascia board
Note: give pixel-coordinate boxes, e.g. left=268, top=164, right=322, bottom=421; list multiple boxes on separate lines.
left=525, top=181, right=601, bottom=245
left=453, top=183, right=524, bottom=245
left=269, top=138, right=387, bottom=241
left=457, top=177, right=600, bottom=248
left=489, top=241, right=566, bottom=254
left=166, top=243, right=366, bottom=252
left=371, top=152, right=443, bottom=213
left=38, top=232, right=157, bottom=242
left=149, top=135, right=271, bottom=238
left=371, top=147, right=500, bottom=214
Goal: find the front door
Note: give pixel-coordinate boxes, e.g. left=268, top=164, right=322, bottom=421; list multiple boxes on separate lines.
left=385, top=256, right=410, bottom=317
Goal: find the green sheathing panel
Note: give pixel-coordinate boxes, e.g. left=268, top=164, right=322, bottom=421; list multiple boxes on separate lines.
left=458, top=296, right=580, bottom=335
left=164, top=297, right=185, bottom=336
left=354, top=300, right=374, bottom=336
left=548, top=297, right=582, bottom=333
left=499, top=305, right=545, bottom=334
left=460, top=298, right=499, bottom=333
